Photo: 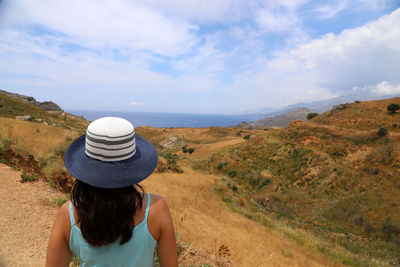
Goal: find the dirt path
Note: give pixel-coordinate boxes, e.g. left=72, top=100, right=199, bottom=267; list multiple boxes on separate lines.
left=0, top=163, right=64, bottom=267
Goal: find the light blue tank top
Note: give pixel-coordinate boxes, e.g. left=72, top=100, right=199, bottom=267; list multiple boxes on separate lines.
left=69, top=193, right=157, bottom=267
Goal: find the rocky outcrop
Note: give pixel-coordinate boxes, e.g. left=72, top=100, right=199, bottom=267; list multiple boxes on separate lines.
left=159, top=134, right=185, bottom=151
left=16, top=115, right=32, bottom=121
left=0, top=89, right=63, bottom=111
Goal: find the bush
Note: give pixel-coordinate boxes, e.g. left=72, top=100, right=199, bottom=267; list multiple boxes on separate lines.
left=188, top=147, right=195, bottom=154
left=382, top=217, right=400, bottom=241
left=307, top=113, right=319, bottom=120
left=387, top=103, right=400, bottom=114
left=160, top=152, right=183, bottom=173
left=228, top=169, right=237, bottom=178
left=21, top=171, right=38, bottom=183
left=365, top=222, right=375, bottom=235
left=392, top=123, right=397, bottom=128
left=243, top=135, right=250, bottom=140
left=377, top=127, right=388, bottom=137
left=258, top=178, right=271, bottom=189
left=181, top=146, right=188, bottom=153
left=217, top=162, right=227, bottom=170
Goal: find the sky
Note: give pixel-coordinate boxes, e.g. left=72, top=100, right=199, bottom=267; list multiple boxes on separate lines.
left=0, top=0, right=399, bottom=114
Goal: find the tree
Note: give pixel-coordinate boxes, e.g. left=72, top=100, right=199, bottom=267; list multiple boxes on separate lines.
left=387, top=103, right=400, bottom=114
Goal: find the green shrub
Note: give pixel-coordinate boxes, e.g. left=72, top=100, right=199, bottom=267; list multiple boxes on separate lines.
left=392, top=123, right=397, bottom=128
left=243, top=135, right=250, bottom=140
left=181, top=145, right=188, bottom=153
left=307, top=113, right=319, bottom=120
left=21, top=171, right=38, bottom=183
left=365, top=222, right=375, bottom=235
left=228, top=169, right=237, bottom=178
left=188, top=147, right=195, bottom=154
left=258, top=178, right=271, bottom=188
left=232, top=184, right=238, bottom=192
left=54, top=195, right=69, bottom=207
left=217, top=162, right=227, bottom=170
left=160, top=152, right=183, bottom=173
left=377, top=127, right=388, bottom=136
left=382, top=217, right=400, bottom=242
left=2, top=138, right=12, bottom=147
left=387, top=103, right=400, bottom=114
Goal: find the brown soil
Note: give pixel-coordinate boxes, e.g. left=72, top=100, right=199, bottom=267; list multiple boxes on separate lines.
left=0, top=163, right=64, bottom=267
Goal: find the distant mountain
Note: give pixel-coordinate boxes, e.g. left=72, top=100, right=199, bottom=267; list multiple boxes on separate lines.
left=251, top=93, right=400, bottom=118
left=0, top=89, right=63, bottom=112
left=252, top=107, right=312, bottom=128
left=236, top=107, right=312, bottom=129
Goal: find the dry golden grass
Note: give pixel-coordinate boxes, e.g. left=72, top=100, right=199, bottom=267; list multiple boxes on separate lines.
left=179, top=138, right=246, bottom=159
left=0, top=117, right=80, bottom=159
left=142, top=167, right=341, bottom=266
left=313, top=97, right=400, bottom=131
left=137, top=126, right=262, bottom=149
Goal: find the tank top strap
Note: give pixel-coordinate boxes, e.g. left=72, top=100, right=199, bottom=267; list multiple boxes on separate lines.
left=144, top=193, right=151, bottom=221
left=69, top=201, right=76, bottom=226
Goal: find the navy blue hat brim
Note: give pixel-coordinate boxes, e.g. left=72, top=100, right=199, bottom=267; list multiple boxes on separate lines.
left=64, top=134, right=158, bottom=188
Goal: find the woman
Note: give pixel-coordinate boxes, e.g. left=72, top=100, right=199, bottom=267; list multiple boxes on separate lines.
left=46, top=117, right=178, bottom=267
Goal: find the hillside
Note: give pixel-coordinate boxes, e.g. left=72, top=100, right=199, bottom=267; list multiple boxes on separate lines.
left=252, top=107, right=312, bottom=128
left=194, top=98, right=400, bottom=266
left=0, top=89, right=63, bottom=111
left=1, top=92, right=400, bottom=266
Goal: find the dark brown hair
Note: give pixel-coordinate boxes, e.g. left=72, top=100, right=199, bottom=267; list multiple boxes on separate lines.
left=71, top=179, right=144, bottom=246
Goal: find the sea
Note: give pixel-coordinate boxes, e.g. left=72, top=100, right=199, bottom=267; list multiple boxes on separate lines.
left=68, top=110, right=257, bottom=128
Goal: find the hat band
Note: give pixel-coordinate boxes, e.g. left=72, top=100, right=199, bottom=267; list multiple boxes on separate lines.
left=85, top=130, right=136, bottom=162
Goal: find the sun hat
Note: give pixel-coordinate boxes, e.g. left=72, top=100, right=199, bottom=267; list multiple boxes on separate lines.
left=64, top=117, right=158, bottom=188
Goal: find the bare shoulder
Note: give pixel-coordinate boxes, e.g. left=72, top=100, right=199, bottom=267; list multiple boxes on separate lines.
left=149, top=194, right=168, bottom=211
left=59, top=200, right=71, bottom=220
left=148, top=194, right=173, bottom=240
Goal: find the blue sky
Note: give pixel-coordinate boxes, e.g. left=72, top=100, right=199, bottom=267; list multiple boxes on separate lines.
left=0, top=0, right=399, bottom=114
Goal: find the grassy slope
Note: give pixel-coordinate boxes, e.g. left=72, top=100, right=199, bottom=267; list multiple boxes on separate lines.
left=2, top=92, right=400, bottom=265
left=0, top=92, right=88, bottom=130
left=192, top=98, right=400, bottom=266
left=0, top=93, right=88, bottom=191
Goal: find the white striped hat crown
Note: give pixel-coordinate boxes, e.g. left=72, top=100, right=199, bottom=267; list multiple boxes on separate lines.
left=85, top=117, right=136, bottom=162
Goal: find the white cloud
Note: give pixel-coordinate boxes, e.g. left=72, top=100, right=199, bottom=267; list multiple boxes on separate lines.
left=129, top=102, right=144, bottom=106
left=256, top=7, right=297, bottom=32
left=218, top=8, right=400, bottom=110
left=141, top=0, right=251, bottom=23
left=292, top=8, right=400, bottom=92
left=353, top=81, right=400, bottom=95
left=313, top=0, right=348, bottom=19
left=1, top=0, right=199, bottom=57
left=0, top=0, right=398, bottom=113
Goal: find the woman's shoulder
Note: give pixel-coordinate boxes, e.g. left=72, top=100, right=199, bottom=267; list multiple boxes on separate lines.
left=58, top=200, right=72, bottom=220
left=147, top=194, right=172, bottom=240
left=149, top=194, right=169, bottom=213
